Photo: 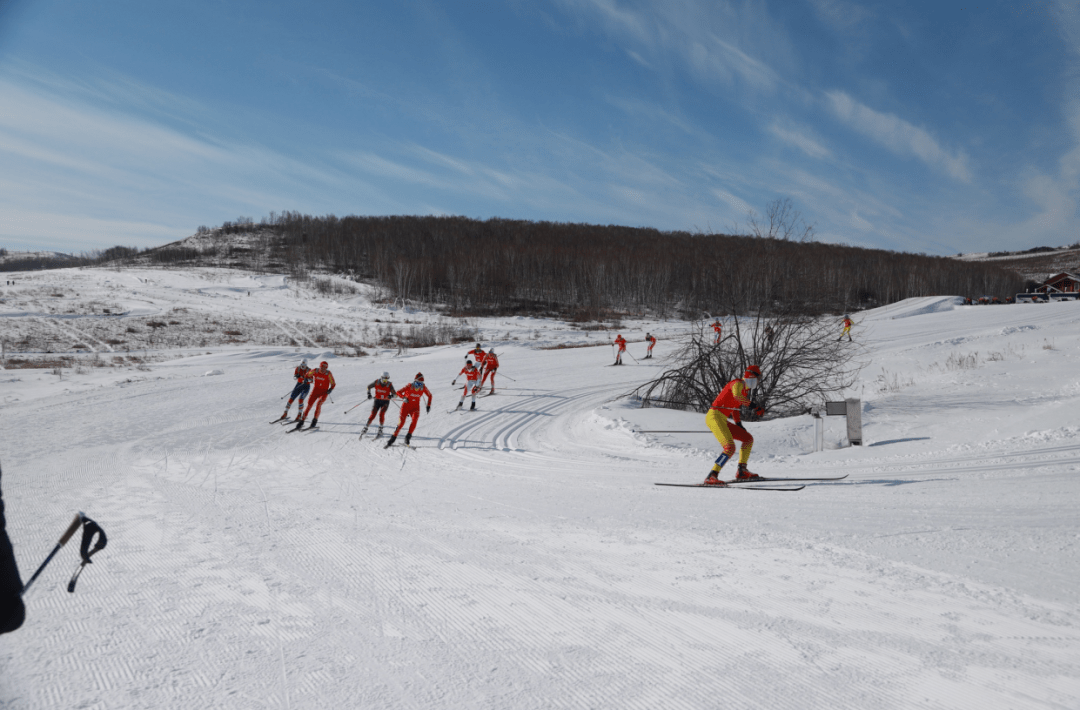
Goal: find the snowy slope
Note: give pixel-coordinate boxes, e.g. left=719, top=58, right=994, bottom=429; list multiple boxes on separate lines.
left=1, top=274, right=1079, bottom=709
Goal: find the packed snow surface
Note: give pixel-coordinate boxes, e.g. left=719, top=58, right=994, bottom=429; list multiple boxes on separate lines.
left=2, top=271, right=1080, bottom=709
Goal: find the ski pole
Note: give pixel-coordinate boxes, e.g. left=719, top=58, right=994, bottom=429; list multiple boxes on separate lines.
left=344, top=402, right=364, bottom=414
left=21, top=513, right=82, bottom=595
left=280, top=389, right=293, bottom=400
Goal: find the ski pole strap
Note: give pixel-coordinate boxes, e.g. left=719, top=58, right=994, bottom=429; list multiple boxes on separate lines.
left=67, top=514, right=107, bottom=594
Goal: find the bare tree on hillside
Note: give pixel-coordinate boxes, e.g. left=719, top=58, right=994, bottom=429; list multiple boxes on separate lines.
left=635, top=309, right=862, bottom=418
left=745, top=197, right=816, bottom=243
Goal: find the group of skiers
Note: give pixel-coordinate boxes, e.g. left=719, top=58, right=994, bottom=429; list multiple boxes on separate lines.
left=277, top=343, right=500, bottom=447
left=611, top=333, right=657, bottom=365
left=273, top=317, right=850, bottom=476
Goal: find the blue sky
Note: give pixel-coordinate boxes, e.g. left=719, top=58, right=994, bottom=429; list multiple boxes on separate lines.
left=1, top=0, right=1078, bottom=256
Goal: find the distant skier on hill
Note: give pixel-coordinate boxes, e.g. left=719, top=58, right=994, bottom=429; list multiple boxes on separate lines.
left=279, top=361, right=312, bottom=422
left=361, top=372, right=397, bottom=438
left=838, top=315, right=853, bottom=342
left=644, top=333, right=656, bottom=359
left=704, top=365, right=766, bottom=486
left=481, top=348, right=499, bottom=393
left=712, top=319, right=723, bottom=345
left=386, top=373, right=433, bottom=448
left=613, top=334, right=627, bottom=365
left=294, top=361, right=335, bottom=430
left=453, top=360, right=482, bottom=411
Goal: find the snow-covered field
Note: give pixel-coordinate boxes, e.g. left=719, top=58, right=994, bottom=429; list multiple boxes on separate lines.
left=2, top=267, right=1080, bottom=709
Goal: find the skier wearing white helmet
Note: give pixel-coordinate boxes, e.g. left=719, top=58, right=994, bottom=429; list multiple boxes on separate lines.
left=360, top=371, right=397, bottom=438
left=277, top=360, right=312, bottom=423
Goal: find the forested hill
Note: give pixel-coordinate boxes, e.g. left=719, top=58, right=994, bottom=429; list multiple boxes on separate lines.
left=132, top=214, right=1022, bottom=317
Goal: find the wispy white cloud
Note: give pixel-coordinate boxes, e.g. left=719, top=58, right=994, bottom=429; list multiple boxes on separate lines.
left=712, top=189, right=753, bottom=216
left=825, top=90, right=973, bottom=182
left=767, top=120, right=831, bottom=159
left=552, top=0, right=785, bottom=92
left=807, top=0, right=873, bottom=34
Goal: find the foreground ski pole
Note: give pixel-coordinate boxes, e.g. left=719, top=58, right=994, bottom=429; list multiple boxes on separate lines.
left=21, top=514, right=80, bottom=595
left=21, top=512, right=107, bottom=596
left=344, top=402, right=364, bottom=414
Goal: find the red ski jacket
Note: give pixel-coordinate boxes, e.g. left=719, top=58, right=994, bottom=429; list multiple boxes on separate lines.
left=367, top=379, right=396, bottom=400
left=310, top=370, right=335, bottom=394
left=396, top=383, right=432, bottom=409
left=710, top=378, right=752, bottom=423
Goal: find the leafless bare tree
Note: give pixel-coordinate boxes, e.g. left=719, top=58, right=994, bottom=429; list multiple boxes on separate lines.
left=635, top=308, right=862, bottom=418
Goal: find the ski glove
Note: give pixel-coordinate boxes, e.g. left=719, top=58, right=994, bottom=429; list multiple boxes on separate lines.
left=367, top=392, right=372, bottom=399
left=426, top=405, right=431, bottom=413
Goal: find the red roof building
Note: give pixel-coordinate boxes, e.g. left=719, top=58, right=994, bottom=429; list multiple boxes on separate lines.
left=1037, top=272, right=1080, bottom=294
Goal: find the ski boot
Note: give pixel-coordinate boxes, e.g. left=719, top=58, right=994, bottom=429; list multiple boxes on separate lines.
left=735, top=463, right=763, bottom=481
left=360, top=425, right=368, bottom=436
left=385, top=434, right=397, bottom=448
left=456, top=401, right=464, bottom=409
left=703, top=472, right=727, bottom=486
left=470, top=401, right=476, bottom=411
left=404, top=433, right=411, bottom=446
left=376, top=425, right=383, bottom=438
left=310, top=417, right=318, bottom=429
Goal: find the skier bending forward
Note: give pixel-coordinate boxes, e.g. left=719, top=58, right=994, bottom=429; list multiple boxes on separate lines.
left=361, top=372, right=396, bottom=437
left=704, top=365, right=765, bottom=485
left=386, top=373, right=433, bottom=448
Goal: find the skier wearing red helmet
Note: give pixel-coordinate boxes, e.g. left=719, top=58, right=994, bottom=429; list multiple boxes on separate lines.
left=386, top=373, right=432, bottom=448
left=704, top=364, right=766, bottom=485
left=296, top=361, right=335, bottom=429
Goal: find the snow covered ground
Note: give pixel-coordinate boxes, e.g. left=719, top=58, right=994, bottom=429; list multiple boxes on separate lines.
left=2, top=268, right=1080, bottom=709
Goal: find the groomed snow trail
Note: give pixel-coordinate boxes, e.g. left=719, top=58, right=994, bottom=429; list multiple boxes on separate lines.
left=1, top=292, right=1079, bottom=709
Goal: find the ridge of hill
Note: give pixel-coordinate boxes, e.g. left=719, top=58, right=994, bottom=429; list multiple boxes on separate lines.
left=956, top=244, right=1080, bottom=283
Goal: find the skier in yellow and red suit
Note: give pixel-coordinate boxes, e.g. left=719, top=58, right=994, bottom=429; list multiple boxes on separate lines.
left=386, top=373, right=433, bottom=448
left=299, top=361, right=335, bottom=428
left=704, top=365, right=766, bottom=485
left=711, top=319, right=723, bottom=345
left=839, top=316, right=853, bottom=342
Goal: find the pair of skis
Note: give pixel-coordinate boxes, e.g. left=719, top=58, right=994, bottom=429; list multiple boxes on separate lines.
left=269, top=415, right=319, bottom=432
left=654, top=473, right=848, bottom=492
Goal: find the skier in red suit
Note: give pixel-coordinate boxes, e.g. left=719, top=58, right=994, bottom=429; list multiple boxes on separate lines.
left=613, top=335, right=627, bottom=365
left=644, top=333, right=656, bottom=359
left=361, top=371, right=396, bottom=437
left=386, top=373, right=433, bottom=447
left=481, top=349, right=499, bottom=393
left=453, top=360, right=482, bottom=410
left=712, top=319, right=723, bottom=345
left=299, top=361, right=335, bottom=429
